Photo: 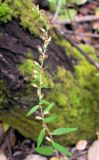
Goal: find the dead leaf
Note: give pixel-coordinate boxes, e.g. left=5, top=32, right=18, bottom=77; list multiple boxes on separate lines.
left=24, top=154, right=47, bottom=160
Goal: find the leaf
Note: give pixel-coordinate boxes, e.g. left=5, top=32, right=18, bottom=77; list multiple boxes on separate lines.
left=52, top=141, right=72, bottom=157
left=43, top=115, right=57, bottom=123
left=35, top=146, right=54, bottom=156
left=40, top=99, right=50, bottom=105
left=26, top=105, right=40, bottom=117
left=43, top=102, right=55, bottom=114
left=37, top=128, right=46, bottom=148
left=52, top=128, right=77, bottom=135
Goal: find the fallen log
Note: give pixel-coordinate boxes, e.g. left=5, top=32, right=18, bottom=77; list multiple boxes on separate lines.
left=0, top=20, right=73, bottom=144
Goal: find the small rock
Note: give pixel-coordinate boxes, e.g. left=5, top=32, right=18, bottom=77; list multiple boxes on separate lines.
left=0, top=152, right=7, bottom=160
left=24, top=154, right=47, bottom=160
left=88, top=140, right=99, bottom=160
left=50, top=157, right=58, bottom=160
left=76, top=140, right=87, bottom=151
left=77, top=157, right=86, bottom=160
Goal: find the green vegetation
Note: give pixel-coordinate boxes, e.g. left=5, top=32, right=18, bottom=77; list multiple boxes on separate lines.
left=46, top=41, right=99, bottom=143
left=0, top=81, right=7, bottom=108
left=0, top=0, right=99, bottom=150
left=19, top=57, right=48, bottom=88
left=0, top=0, right=50, bottom=36
left=26, top=29, right=77, bottom=157
left=48, top=0, right=77, bottom=20
left=0, top=2, right=13, bottom=22
left=48, top=0, right=88, bottom=20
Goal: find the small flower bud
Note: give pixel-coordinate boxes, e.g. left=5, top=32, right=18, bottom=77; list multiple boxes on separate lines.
left=45, top=136, right=52, bottom=142
left=35, top=116, right=42, bottom=120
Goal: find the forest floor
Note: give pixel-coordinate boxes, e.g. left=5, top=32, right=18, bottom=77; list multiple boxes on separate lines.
left=0, top=127, right=97, bottom=160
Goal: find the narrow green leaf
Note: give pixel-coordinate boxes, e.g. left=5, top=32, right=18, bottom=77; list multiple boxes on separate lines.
left=26, top=105, right=39, bottom=117
left=52, top=141, right=72, bottom=157
left=43, top=115, right=57, bottom=123
left=35, top=146, right=54, bottom=156
left=37, top=128, right=46, bottom=148
left=43, top=102, right=55, bottom=114
left=52, top=128, right=77, bottom=135
left=40, top=99, right=50, bottom=105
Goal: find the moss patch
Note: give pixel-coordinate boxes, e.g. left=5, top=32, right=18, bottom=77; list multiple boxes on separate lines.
left=0, top=0, right=50, bottom=36
left=0, top=107, right=42, bottom=140
left=19, top=57, right=49, bottom=88
left=46, top=52, right=99, bottom=144
left=19, top=59, right=34, bottom=77
left=18, top=42, right=99, bottom=144
left=0, top=81, right=8, bottom=108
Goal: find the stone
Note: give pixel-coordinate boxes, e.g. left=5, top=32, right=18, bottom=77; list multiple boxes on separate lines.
left=88, top=140, right=99, bottom=160
left=24, top=154, right=47, bottom=160
left=76, top=140, right=87, bottom=151
left=0, top=152, right=7, bottom=160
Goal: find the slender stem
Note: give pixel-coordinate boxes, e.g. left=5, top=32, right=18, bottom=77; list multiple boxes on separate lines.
left=54, top=15, right=99, bottom=25
left=39, top=42, right=53, bottom=139
left=37, top=32, right=59, bottom=158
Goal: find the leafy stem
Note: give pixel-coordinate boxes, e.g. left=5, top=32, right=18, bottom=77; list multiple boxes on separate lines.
left=37, top=29, right=54, bottom=142
left=26, top=28, right=77, bottom=158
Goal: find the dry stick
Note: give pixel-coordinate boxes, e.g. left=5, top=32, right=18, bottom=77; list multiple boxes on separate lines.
left=64, top=30, right=99, bottom=38
left=55, top=15, right=99, bottom=24
left=66, top=37, right=99, bottom=69
left=69, top=150, right=87, bottom=160
left=57, top=28, right=99, bottom=69
left=52, top=0, right=61, bottom=23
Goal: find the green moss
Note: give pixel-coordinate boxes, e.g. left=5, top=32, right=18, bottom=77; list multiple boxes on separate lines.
left=46, top=56, right=99, bottom=143
left=0, top=66, right=40, bottom=140
left=0, top=107, right=42, bottom=140
left=0, top=2, right=13, bottom=22
left=1, top=56, right=99, bottom=144
left=0, top=0, right=50, bottom=36
left=56, top=39, right=97, bottom=59
left=0, top=81, right=8, bottom=108
left=19, top=57, right=49, bottom=88
left=19, top=59, right=34, bottom=77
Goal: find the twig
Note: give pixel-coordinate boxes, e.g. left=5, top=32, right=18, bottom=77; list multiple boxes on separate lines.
left=57, top=28, right=99, bottom=69
left=64, top=30, right=99, bottom=38
left=69, top=150, right=87, bottom=160
left=55, top=15, right=99, bottom=24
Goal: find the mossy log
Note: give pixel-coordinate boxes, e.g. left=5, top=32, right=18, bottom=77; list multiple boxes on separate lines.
left=0, top=20, right=99, bottom=145
left=0, top=20, right=74, bottom=144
